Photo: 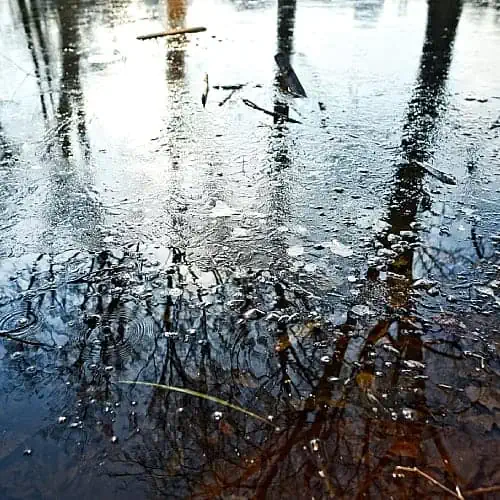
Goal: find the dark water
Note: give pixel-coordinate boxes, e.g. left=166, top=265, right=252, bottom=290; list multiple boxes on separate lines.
left=0, top=0, right=499, bottom=498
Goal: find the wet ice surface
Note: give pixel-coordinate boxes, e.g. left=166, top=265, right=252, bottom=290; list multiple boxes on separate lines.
left=1, top=0, right=500, bottom=498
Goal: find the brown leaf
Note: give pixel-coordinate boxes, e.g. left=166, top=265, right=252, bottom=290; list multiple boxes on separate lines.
left=219, top=420, right=235, bottom=436
left=388, top=439, right=420, bottom=458
left=294, top=320, right=322, bottom=338
left=466, top=385, right=500, bottom=411
left=231, top=369, right=258, bottom=389
left=356, top=371, right=375, bottom=392
left=366, top=319, right=390, bottom=345
left=275, top=335, right=291, bottom=352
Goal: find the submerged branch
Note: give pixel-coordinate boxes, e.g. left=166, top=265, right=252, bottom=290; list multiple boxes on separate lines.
left=394, top=466, right=462, bottom=499
left=119, top=380, right=277, bottom=428
left=464, top=485, right=500, bottom=497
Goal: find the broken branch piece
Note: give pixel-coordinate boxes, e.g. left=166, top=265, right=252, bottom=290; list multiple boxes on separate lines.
left=137, top=26, right=206, bottom=41
left=242, top=98, right=302, bottom=124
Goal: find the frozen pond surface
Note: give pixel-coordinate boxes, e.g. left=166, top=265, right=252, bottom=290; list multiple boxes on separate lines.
left=0, top=0, right=499, bottom=498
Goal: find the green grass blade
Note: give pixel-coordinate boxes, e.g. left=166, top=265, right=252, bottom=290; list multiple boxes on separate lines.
left=119, top=380, right=277, bottom=428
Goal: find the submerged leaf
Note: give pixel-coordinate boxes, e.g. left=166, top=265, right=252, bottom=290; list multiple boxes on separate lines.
left=209, top=200, right=237, bottom=217
left=356, top=371, right=374, bottom=392
left=465, top=385, right=500, bottom=411
left=287, top=245, right=304, bottom=257
left=219, top=420, right=235, bottom=436
left=275, top=335, right=292, bottom=352
left=328, top=239, right=353, bottom=257
left=366, top=319, right=390, bottom=344
left=388, top=439, right=420, bottom=458
left=351, top=304, right=373, bottom=316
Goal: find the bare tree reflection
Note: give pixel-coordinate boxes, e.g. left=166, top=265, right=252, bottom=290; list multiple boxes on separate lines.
left=16, top=0, right=52, bottom=120
left=402, top=0, right=462, bottom=163
left=277, top=0, right=296, bottom=66
left=274, top=0, right=296, bottom=123
left=55, top=0, right=90, bottom=159
left=2, top=0, right=497, bottom=498
left=263, top=0, right=297, bottom=239
left=385, top=0, right=463, bottom=279
left=359, top=0, right=469, bottom=496
left=165, top=0, right=187, bottom=82
left=30, top=0, right=56, bottom=110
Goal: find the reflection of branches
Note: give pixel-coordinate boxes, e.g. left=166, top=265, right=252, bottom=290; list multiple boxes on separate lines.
left=0, top=236, right=492, bottom=497
left=402, top=0, right=463, bottom=162
left=379, top=0, right=463, bottom=286
left=16, top=0, right=50, bottom=120
left=415, top=243, right=477, bottom=279
left=30, top=0, right=55, bottom=109
left=56, top=0, right=89, bottom=158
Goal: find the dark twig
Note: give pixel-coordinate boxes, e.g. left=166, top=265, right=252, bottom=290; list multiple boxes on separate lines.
left=219, top=88, right=240, bottom=106
left=242, top=98, right=301, bottom=124
left=137, top=26, right=206, bottom=41
left=412, top=160, right=457, bottom=185
left=213, top=84, right=246, bottom=91
left=0, top=331, right=53, bottom=347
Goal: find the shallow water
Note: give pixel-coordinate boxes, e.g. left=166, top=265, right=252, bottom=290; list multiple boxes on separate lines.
left=0, top=0, right=499, bottom=498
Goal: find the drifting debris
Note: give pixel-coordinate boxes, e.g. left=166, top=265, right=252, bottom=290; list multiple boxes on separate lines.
left=202, top=73, right=209, bottom=108
left=394, top=466, right=464, bottom=499
left=209, top=200, right=237, bottom=217
left=275, top=52, right=307, bottom=97
left=219, top=89, right=239, bottom=106
left=412, top=160, right=457, bottom=185
left=413, top=278, right=437, bottom=290
left=326, top=239, right=354, bottom=257
left=137, top=26, right=207, bottom=41
left=351, top=304, right=373, bottom=317
left=475, top=285, right=496, bottom=297
left=243, top=308, right=266, bottom=320
left=490, top=116, right=500, bottom=130
left=213, top=84, right=246, bottom=91
left=242, top=98, right=302, bottom=124
left=287, top=245, right=304, bottom=257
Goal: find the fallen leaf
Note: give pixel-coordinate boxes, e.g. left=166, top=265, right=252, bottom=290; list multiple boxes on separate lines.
left=275, top=335, right=291, bottom=352
left=466, top=385, right=500, bottom=411
left=219, top=420, right=235, bottom=436
left=351, top=304, right=373, bottom=316
left=356, top=371, right=375, bottom=392
left=328, top=239, right=353, bottom=257
left=287, top=245, right=304, bottom=257
left=388, top=439, right=420, bottom=458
